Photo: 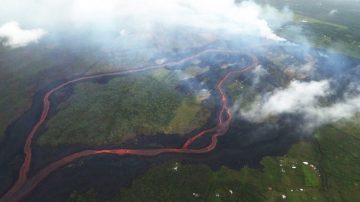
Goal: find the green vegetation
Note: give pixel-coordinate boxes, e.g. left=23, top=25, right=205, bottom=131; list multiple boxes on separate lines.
left=38, top=70, right=210, bottom=146
left=281, top=14, right=360, bottom=58
left=0, top=43, right=101, bottom=141
left=227, top=80, right=246, bottom=99
left=68, top=189, right=97, bottom=202
left=278, top=15, right=360, bottom=58
left=293, top=14, right=347, bottom=30
left=226, top=80, right=256, bottom=111
left=313, top=115, right=360, bottom=201
left=165, top=98, right=210, bottom=135
left=69, top=113, right=360, bottom=201
left=0, top=38, right=158, bottom=142
left=0, top=46, right=50, bottom=141
left=183, top=65, right=209, bottom=78
left=110, top=142, right=326, bottom=202
left=256, top=0, right=360, bottom=58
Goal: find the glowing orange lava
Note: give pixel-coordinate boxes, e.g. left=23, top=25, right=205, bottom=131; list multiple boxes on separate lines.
left=0, top=49, right=258, bottom=202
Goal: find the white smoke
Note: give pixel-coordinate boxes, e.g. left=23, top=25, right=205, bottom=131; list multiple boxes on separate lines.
left=329, top=9, right=339, bottom=16
left=0, top=21, right=46, bottom=48
left=241, top=80, right=360, bottom=130
left=252, top=65, right=269, bottom=85
left=241, top=80, right=331, bottom=120
left=0, top=0, right=292, bottom=41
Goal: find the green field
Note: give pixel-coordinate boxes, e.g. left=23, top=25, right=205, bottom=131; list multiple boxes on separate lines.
left=37, top=69, right=210, bottom=146
left=0, top=42, right=103, bottom=142
left=68, top=114, right=360, bottom=202
left=0, top=32, right=210, bottom=143
left=279, top=13, right=360, bottom=58
left=109, top=145, right=322, bottom=201
left=0, top=36, right=162, bottom=143
left=115, top=115, right=360, bottom=202
left=253, top=0, right=360, bottom=58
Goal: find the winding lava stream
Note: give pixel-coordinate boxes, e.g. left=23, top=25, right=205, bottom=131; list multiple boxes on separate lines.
left=1, top=49, right=258, bottom=202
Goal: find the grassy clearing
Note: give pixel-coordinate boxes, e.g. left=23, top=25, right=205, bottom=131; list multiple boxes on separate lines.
left=38, top=70, right=209, bottom=146
left=293, top=14, right=348, bottom=30
left=263, top=0, right=360, bottom=58
left=278, top=13, right=360, bottom=58
left=183, top=65, right=209, bottom=78
left=226, top=80, right=256, bottom=111
left=165, top=98, right=210, bottom=135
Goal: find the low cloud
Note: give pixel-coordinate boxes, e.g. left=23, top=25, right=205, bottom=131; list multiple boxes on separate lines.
left=240, top=80, right=360, bottom=130
left=0, top=0, right=291, bottom=42
left=241, top=80, right=331, bottom=121
left=0, top=21, right=46, bottom=48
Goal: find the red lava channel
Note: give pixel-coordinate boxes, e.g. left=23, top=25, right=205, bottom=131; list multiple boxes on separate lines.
left=0, top=49, right=258, bottom=202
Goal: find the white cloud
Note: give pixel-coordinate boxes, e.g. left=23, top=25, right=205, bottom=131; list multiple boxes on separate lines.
left=308, top=95, right=360, bottom=127
left=0, top=0, right=291, bottom=41
left=242, top=80, right=331, bottom=120
left=0, top=21, right=46, bottom=48
left=240, top=80, right=360, bottom=130
left=71, top=0, right=288, bottom=41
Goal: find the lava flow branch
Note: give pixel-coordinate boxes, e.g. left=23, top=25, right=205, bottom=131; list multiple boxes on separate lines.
left=0, top=49, right=258, bottom=202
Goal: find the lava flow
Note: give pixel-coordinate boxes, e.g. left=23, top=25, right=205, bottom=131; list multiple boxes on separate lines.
left=0, top=49, right=258, bottom=202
